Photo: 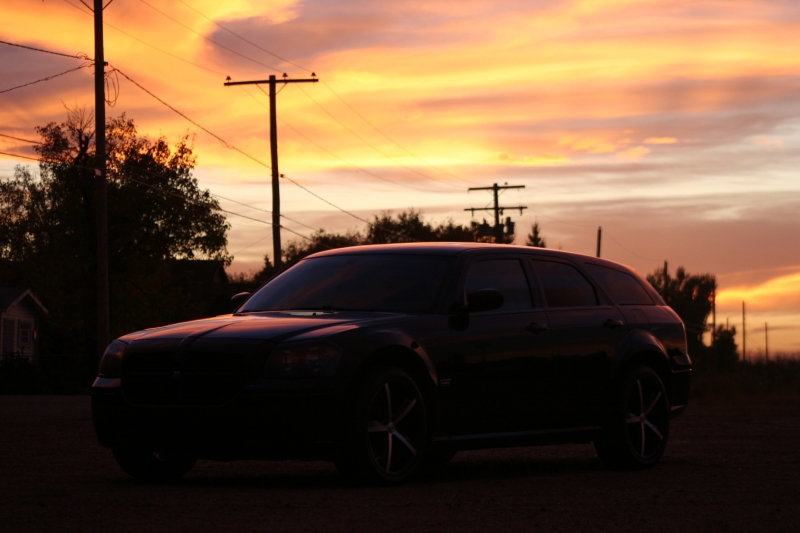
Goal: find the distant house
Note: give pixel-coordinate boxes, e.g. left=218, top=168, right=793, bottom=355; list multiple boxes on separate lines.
left=0, top=288, right=48, bottom=361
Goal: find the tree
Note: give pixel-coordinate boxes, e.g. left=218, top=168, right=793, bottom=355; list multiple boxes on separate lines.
left=714, top=324, right=739, bottom=371
left=245, top=210, right=478, bottom=283
left=525, top=222, right=547, bottom=248
left=646, top=262, right=716, bottom=359
left=0, top=109, right=230, bottom=357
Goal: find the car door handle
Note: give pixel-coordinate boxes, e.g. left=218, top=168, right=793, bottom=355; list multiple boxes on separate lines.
left=526, top=322, right=549, bottom=334
left=603, top=318, right=624, bottom=329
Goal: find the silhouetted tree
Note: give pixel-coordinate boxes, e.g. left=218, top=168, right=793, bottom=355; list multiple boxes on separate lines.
left=0, top=109, right=229, bottom=357
left=525, top=222, right=547, bottom=248
left=714, top=324, right=739, bottom=372
left=647, top=262, right=716, bottom=359
left=242, top=210, right=478, bottom=284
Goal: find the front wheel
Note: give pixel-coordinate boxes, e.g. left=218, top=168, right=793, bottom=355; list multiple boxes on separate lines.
left=335, top=366, right=429, bottom=485
left=594, top=366, right=670, bottom=470
left=112, top=446, right=197, bottom=481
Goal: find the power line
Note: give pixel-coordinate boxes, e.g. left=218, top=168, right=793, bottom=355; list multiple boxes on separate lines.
left=175, top=0, right=309, bottom=73
left=295, top=84, right=463, bottom=190
left=59, top=0, right=225, bottom=76
left=113, top=66, right=272, bottom=169
left=319, top=81, right=481, bottom=187
left=0, top=133, right=41, bottom=144
left=0, top=64, right=92, bottom=95
left=162, top=1, right=478, bottom=188
left=0, top=38, right=91, bottom=60
left=244, top=87, right=450, bottom=193
left=113, top=67, right=380, bottom=228
left=135, top=0, right=281, bottom=72
left=0, top=148, right=321, bottom=246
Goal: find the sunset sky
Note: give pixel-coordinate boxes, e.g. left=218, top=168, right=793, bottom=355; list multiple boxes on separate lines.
left=1, top=0, right=799, bottom=352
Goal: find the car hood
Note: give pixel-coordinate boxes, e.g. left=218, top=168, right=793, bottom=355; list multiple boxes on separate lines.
left=118, top=311, right=403, bottom=345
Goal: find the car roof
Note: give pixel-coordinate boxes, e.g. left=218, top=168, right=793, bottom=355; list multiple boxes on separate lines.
left=306, top=242, right=634, bottom=270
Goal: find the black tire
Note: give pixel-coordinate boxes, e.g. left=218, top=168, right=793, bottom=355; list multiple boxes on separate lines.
left=335, top=366, right=429, bottom=485
left=112, top=446, right=197, bottom=481
left=594, top=365, right=670, bottom=470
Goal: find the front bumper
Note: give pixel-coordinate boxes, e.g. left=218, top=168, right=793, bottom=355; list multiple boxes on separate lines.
left=91, top=379, right=340, bottom=461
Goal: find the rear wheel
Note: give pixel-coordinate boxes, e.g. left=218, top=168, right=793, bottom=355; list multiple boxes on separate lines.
left=335, top=366, right=428, bottom=485
left=594, top=366, right=670, bottom=470
left=112, top=446, right=197, bottom=481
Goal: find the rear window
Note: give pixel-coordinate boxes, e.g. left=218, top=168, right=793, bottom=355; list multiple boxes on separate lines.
left=531, top=260, right=598, bottom=308
left=584, top=264, right=654, bottom=305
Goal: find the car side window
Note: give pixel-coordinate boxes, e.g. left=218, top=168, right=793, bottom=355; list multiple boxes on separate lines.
left=463, top=259, right=533, bottom=311
left=584, top=264, right=654, bottom=305
left=531, top=260, right=598, bottom=308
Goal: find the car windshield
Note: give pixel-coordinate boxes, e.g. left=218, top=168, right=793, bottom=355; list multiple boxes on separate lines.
left=240, top=254, right=453, bottom=313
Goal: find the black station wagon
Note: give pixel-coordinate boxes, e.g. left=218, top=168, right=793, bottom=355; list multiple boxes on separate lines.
left=92, top=243, right=691, bottom=484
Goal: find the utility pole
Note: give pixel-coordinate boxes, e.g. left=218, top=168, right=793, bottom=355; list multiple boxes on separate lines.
left=711, top=287, right=716, bottom=348
left=742, top=301, right=746, bottom=363
left=464, top=183, right=527, bottom=243
left=765, top=322, right=769, bottom=362
left=224, top=73, right=318, bottom=269
left=94, top=0, right=109, bottom=358
left=596, top=226, right=602, bottom=257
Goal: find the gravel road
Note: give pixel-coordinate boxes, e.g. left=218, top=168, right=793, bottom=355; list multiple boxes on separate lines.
left=1, top=395, right=798, bottom=532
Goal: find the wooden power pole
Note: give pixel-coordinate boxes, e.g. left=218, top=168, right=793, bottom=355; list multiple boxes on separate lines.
left=464, top=183, right=527, bottom=243
left=224, top=74, right=318, bottom=269
left=596, top=226, right=602, bottom=257
left=94, top=0, right=109, bottom=358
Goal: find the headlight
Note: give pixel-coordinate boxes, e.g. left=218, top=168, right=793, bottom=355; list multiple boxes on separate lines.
left=98, top=340, right=128, bottom=378
left=264, top=340, right=343, bottom=378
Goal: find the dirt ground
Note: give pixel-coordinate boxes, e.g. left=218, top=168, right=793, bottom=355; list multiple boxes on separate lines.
left=1, top=395, right=799, bottom=533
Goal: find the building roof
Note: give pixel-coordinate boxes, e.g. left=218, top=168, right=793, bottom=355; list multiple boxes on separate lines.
left=0, top=287, right=48, bottom=315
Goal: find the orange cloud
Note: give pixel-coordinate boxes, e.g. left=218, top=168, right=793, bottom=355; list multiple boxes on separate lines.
left=644, top=137, right=678, bottom=144
left=717, top=271, right=800, bottom=313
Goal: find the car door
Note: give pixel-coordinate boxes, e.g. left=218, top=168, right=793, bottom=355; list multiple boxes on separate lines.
left=529, top=259, right=627, bottom=428
left=447, top=256, right=552, bottom=436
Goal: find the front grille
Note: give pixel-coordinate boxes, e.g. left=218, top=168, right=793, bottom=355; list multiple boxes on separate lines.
left=122, top=350, right=244, bottom=406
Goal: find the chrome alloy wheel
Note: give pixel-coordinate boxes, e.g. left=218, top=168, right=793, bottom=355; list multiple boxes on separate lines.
left=625, top=375, right=669, bottom=460
left=594, top=365, right=670, bottom=470
left=365, top=374, right=426, bottom=478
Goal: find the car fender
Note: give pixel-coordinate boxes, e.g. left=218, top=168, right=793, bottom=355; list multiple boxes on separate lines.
left=335, top=327, right=438, bottom=387
left=610, top=328, right=670, bottom=381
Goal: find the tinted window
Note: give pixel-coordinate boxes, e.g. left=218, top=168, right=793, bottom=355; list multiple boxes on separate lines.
left=585, top=264, right=654, bottom=305
left=463, top=259, right=532, bottom=311
left=242, top=255, right=452, bottom=312
left=531, top=260, right=598, bottom=308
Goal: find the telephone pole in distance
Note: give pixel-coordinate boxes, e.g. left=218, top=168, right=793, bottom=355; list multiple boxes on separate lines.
left=224, top=73, right=318, bottom=269
left=465, top=183, right=527, bottom=243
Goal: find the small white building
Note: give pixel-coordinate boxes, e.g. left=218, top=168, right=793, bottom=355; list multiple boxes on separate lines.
left=0, top=288, right=48, bottom=362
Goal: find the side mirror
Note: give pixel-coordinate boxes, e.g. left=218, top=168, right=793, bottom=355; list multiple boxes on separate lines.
left=231, top=292, right=251, bottom=308
left=466, top=288, right=503, bottom=313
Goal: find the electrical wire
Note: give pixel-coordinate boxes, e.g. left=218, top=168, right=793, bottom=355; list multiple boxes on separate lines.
left=135, top=0, right=281, bottom=72
left=319, top=81, right=481, bottom=186
left=175, top=0, right=309, bottom=72
left=59, top=0, right=226, bottom=76
left=113, top=66, right=272, bottom=169
left=243, top=87, right=450, bottom=193
left=0, top=133, right=41, bottom=144
left=0, top=64, right=92, bottom=95
left=0, top=149, right=323, bottom=246
left=0, top=38, right=91, bottom=60
left=112, top=67, right=388, bottom=229
left=295, top=84, right=463, bottom=190
left=166, top=1, right=479, bottom=187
